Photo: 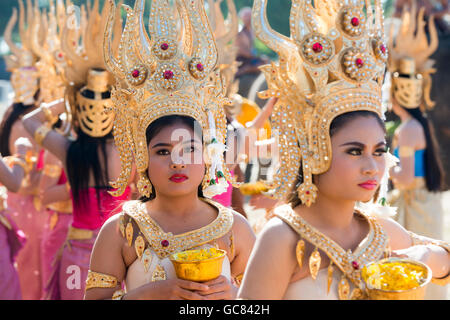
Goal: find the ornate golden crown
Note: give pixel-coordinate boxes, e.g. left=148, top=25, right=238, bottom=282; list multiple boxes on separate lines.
left=4, top=0, right=40, bottom=104
left=208, top=0, right=239, bottom=99
left=29, top=0, right=68, bottom=105
left=104, top=0, right=235, bottom=198
left=60, top=0, right=122, bottom=137
left=387, top=2, right=438, bottom=111
left=253, top=0, right=387, bottom=206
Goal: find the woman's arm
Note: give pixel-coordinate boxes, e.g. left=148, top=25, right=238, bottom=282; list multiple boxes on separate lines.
left=389, top=123, right=421, bottom=186
left=85, top=214, right=209, bottom=300
left=22, top=99, right=71, bottom=165
left=0, top=137, right=33, bottom=192
left=238, top=217, right=298, bottom=299
left=39, top=151, right=67, bottom=207
left=377, top=217, right=450, bottom=280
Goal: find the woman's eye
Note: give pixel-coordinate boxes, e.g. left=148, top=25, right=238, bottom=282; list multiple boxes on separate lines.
left=374, top=148, right=387, bottom=156
left=156, top=149, right=170, bottom=156
left=346, top=148, right=362, bottom=156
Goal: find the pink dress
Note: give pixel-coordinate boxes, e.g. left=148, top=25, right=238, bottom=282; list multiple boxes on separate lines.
left=212, top=169, right=234, bottom=207
left=40, top=170, right=73, bottom=299
left=7, top=150, right=47, bottom=300
left=45, top=186, right=131, bottom=300
left=0, top=209, right=25, bottom=300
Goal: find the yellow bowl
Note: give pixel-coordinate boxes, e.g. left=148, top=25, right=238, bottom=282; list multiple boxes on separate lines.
left=361, top=258, right=432, bottom=300
left=169, top=248, right=226, bottom=282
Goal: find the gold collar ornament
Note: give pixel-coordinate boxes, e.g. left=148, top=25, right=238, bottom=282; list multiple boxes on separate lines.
left=4, top=0, right=40, bottom=105
left=252, top=0, right=387, bottom=206
left=61, top=0, right=123, bottom=138
left=104, top=0, right=236, bottom=198
left=388, top=2, right=438, bottom=112
left=274, top=204, right=389, bottom=300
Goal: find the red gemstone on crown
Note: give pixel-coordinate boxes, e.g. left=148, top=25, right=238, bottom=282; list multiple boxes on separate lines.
left=163, top=70, right=174, bottom=80
left=380, top=44, right=386, bottom=54
left=312, top=42, right=323, bottom=53
left=131, top=69, right=140, bottom=78
left=351, top=17, right=360, bottom=26
left=196, top=63, right=204, bottom=71
left=161, top=240, right=169, bottom=247
left=58, top=52, right=63, bottom=58
left=352, top=261, right=359, bottom=269
left=305, top=191, right=310, bottom=195
left=355, top=58, right=364, bottom=68
left=160, top=43, right=169, bottom=50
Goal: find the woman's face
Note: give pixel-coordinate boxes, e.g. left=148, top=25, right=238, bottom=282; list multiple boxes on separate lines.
left=147, top=122, right=205, bottom=198
left=315, top=116, right=387, bottom=203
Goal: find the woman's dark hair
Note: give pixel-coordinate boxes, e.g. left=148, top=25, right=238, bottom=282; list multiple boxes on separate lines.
left=66, top=128, right=113, bottom=211
left=288, top=110, right=385, bottom=207
left=0, top=89, right=40, bottom=156
left=404, top=107, right=445, bottom=192
left=140, top=114, right=204, bottom=202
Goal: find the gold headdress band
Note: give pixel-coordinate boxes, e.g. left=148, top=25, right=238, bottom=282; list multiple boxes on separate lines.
left=104, top=0, right=235, bottom=198
left=4, top=0, right=40, bottom=104
left=388, top=2, right=438, bottom=111
left=61, top=0, right=122, bottom=138
left=253, top=0, right=387, bottom=206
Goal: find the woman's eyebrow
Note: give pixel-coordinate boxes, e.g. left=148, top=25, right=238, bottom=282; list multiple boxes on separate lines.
left=339, top=141, right=365, bottom=148
left=339, top=141, right=386, bottom=148
left=151, top=142, right=173, bottom=149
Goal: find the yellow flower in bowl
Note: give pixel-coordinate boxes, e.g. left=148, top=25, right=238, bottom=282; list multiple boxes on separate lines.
left=361, top=258, right=432, bottom=300
left=170, top=248, right=226, bottom=282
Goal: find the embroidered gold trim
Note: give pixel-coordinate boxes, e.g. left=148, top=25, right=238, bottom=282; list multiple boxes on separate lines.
left=43, top=164, right=61, bottom=178
left=85, top=270, right=118, bottom=291
left=67, top=226, right=94, bottom=241
left=123, top=198, right=234, bottom=259
left=274, top=204, right=388, bottom=292
left=112, top=289, right=125, bottom=300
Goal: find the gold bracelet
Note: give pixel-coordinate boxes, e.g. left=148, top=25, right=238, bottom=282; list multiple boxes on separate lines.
left=43, top=164, right=61, bottom=178
left=398, top=146, right=415, bottom=158
left=85, top=270, right=118, bottom=291
left=234, top=273, right=244, bottom=287
left=6, top=156, right=29, bottom=174
left=112, top=289, right=125, bottom=300
left=42, top=106, right=59, bottom=125
left=34, top=124, right=52, bottom=146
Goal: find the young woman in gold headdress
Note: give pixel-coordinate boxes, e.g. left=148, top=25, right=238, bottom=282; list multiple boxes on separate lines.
left=387, top=3, right=448, bottom=299
left=83, top=0, right=255, bottom=300
left=22, top=0, right=133, bottom=300
left=237, top=0, right=449, bottom=300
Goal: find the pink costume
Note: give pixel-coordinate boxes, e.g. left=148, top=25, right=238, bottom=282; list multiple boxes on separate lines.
left=40, top=170, right=73, bottom=300
left=0, top=207, right=26, bottom=300
left=45, top=186, right=131, bottom=300
left=7, top=150, right=47, bottom=300
left=212, top=169, right=234, bottom=207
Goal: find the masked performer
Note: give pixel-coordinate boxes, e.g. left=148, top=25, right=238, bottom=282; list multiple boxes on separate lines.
left=387, top=2, right=447, bottom=299
left=237, top=0, right=449, bottom=300
left=22, top=0, right=132, bottom=300
left=1, top=0, right=50, bottom=300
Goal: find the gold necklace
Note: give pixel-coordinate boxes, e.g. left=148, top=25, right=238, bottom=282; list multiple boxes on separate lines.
left=274, top=204, right=389, bottom=300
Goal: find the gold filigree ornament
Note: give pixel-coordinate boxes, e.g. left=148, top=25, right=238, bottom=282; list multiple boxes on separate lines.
left=61, top=0, right=123, bottom=138
left=387, top=1, right=438, bottom=112
left=252, top=0, right=387, bottom=206
left=309, top=247, right=321, bottom=280
left=103, top=0, right=238, bottom=198
left=295, top=239, right=305, bottom=269
left=3, top=0, right=40, bottom=105
left=207, top=0, right=240, bottom=99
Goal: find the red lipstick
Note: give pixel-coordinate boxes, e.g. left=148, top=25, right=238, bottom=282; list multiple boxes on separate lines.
left=358, top=180, right=378, bottom=190
left=169, top=173, right=188, bottom=183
